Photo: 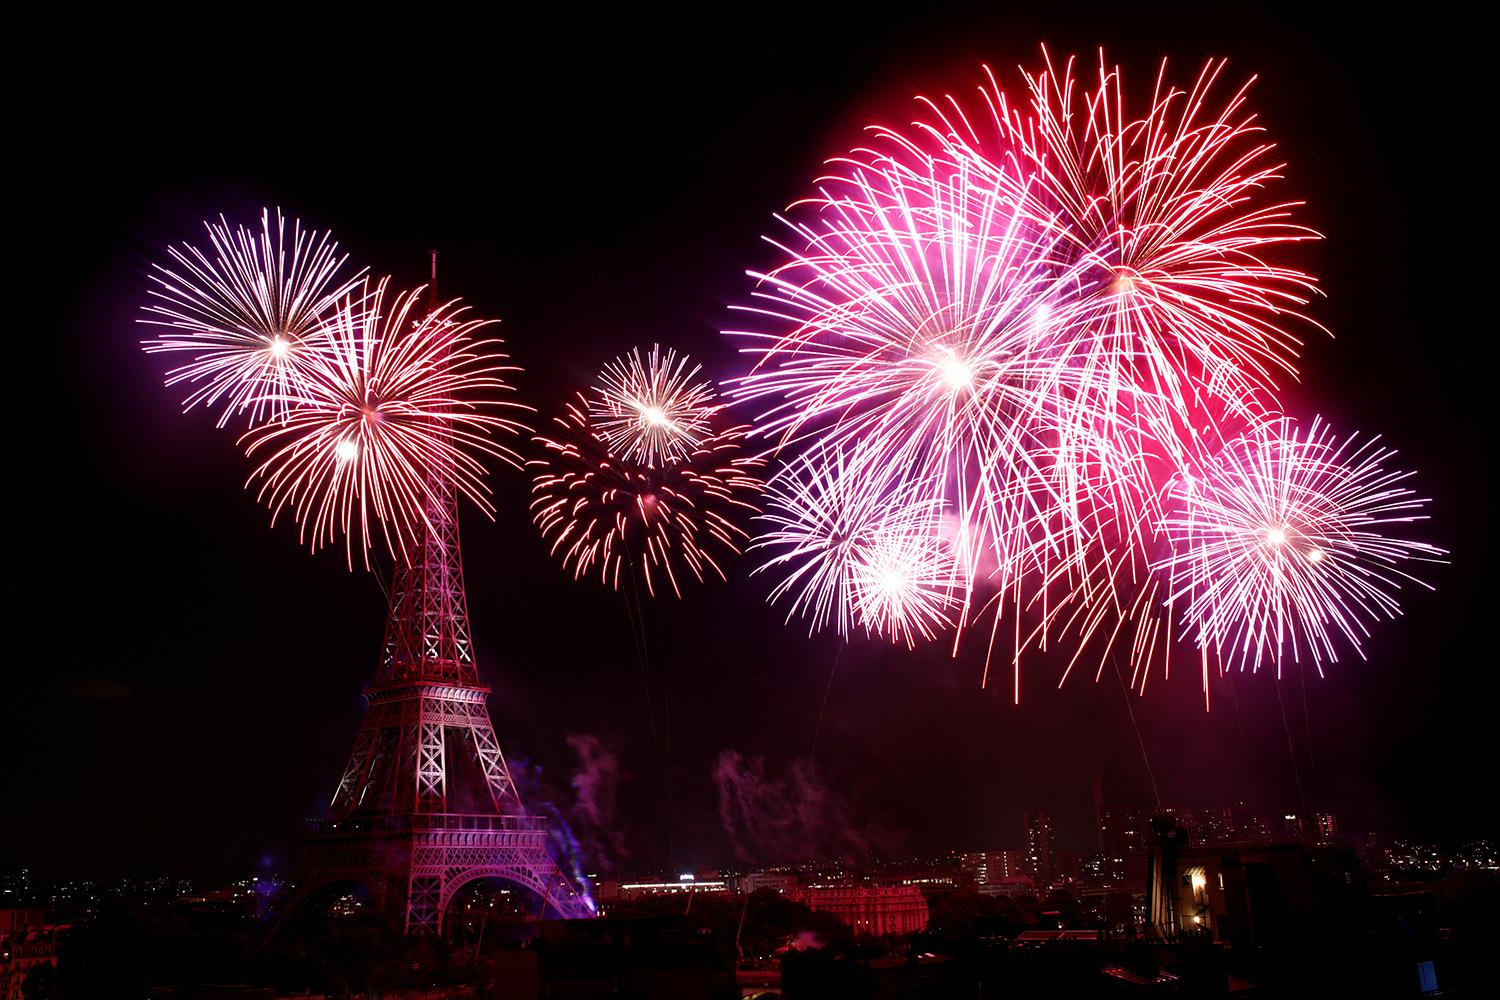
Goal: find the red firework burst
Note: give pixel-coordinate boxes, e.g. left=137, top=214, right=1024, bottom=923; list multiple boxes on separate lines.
left=530, top=389, right=762, bottom=597
left=890, top=50, right=1322, bottom=431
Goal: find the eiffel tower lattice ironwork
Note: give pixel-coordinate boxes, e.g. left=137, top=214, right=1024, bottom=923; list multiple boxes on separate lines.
left=287, top=265, right=593, bottom=933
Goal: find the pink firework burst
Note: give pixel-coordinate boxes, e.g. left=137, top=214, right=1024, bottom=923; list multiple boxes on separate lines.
left=753, top=444, right=960, bottom=646
left=1153, top=416, right=1444, bottom=675
left=590, top=344, right=719, bottom=467
left=530, top=390, right=762, bottom=598
left=241, top=277, right=529, bottom=566
left=730, top=152, right=1136, bottom=601
left=141, top=208, right=365, bottom=426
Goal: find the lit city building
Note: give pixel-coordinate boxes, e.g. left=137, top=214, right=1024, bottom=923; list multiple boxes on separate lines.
left=1, top=909, right=64, bottom=1000
left=977, top=876, right=1037, bottom=898
left=799, top=885, right=928, bottom=936
left=957, top=850, right=1025, bottom=887
left=1098, top=805, right=1152, bottom=858
left=1023, top=811, right=1057, bottom=882
left=596, top=875, right=732, bottom=903
left=737, top=870, right=799, bottom=895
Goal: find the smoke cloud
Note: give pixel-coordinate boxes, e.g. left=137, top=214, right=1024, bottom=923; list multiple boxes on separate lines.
left=713, top=750, right=900, bottom=866
left=507, top=733, right=631, bottom=887
left=566, top=733, right=631, bottom=874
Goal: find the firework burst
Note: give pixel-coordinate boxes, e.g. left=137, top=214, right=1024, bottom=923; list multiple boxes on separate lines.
left=590, top=344, right=719, bottom=467
left=730, top=152, right=1140, bottom=600
left=1153, top=416, right=1444, bottom=674
left=141, top=208, right=365, bottom=425
left=753, top=445, right=960, bottom=646
left=241, top=277, right=529, bottom=566
left=531, top=386, right=762, bottom=598
left=849, top=515, right=962, bottom=649
left=728, top=102, right=1201, bottom=672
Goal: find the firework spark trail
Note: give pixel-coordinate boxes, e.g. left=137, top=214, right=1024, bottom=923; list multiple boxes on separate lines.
left=752, top=446, right=890, bottom=640
left=141, top=208, right=365, bottom=426
left=530, top=381, right=763, bottom=598
left=1154, top=416, right=1445, bottom=674
left=591, top=345, right=718, bottom=467
left=241, top=278, right=530, bottom=567
left=984, top=393, right=1261, bottom=704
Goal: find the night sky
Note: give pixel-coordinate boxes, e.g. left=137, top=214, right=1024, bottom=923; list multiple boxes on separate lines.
left=6, top=5, right=1486, bottom=883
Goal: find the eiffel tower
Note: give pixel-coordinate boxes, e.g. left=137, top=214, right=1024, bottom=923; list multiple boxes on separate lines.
left=286, top=261, right=593, bottom=933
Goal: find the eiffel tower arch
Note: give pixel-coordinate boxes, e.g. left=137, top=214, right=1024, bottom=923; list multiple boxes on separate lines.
left=282, top=270, right=593, bottom=934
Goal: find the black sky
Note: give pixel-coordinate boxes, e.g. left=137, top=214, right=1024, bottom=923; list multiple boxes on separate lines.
left=5, top=4, right=1488, bottom=882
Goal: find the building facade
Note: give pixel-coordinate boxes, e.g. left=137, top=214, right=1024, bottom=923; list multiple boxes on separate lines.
left=738, top=871, right=800, bottom=895
left=799, top=885, right=928, bottom=936
left=1, top=909, right=62, bottom=1000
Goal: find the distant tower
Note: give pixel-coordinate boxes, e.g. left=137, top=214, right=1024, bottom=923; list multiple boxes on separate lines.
left=1023, top=810, right=1056, bottom=882
left=282, top=261, right=592, bottom=933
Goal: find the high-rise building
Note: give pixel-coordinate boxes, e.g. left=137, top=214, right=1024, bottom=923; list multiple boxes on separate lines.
left=958, top=850, right=1025, bottom=887
left=1166, top=806, right=1239, bottom=846
left=1099, top=806, right=1152, bottom=858
left=1023, top=811, right=1057, bottom=882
